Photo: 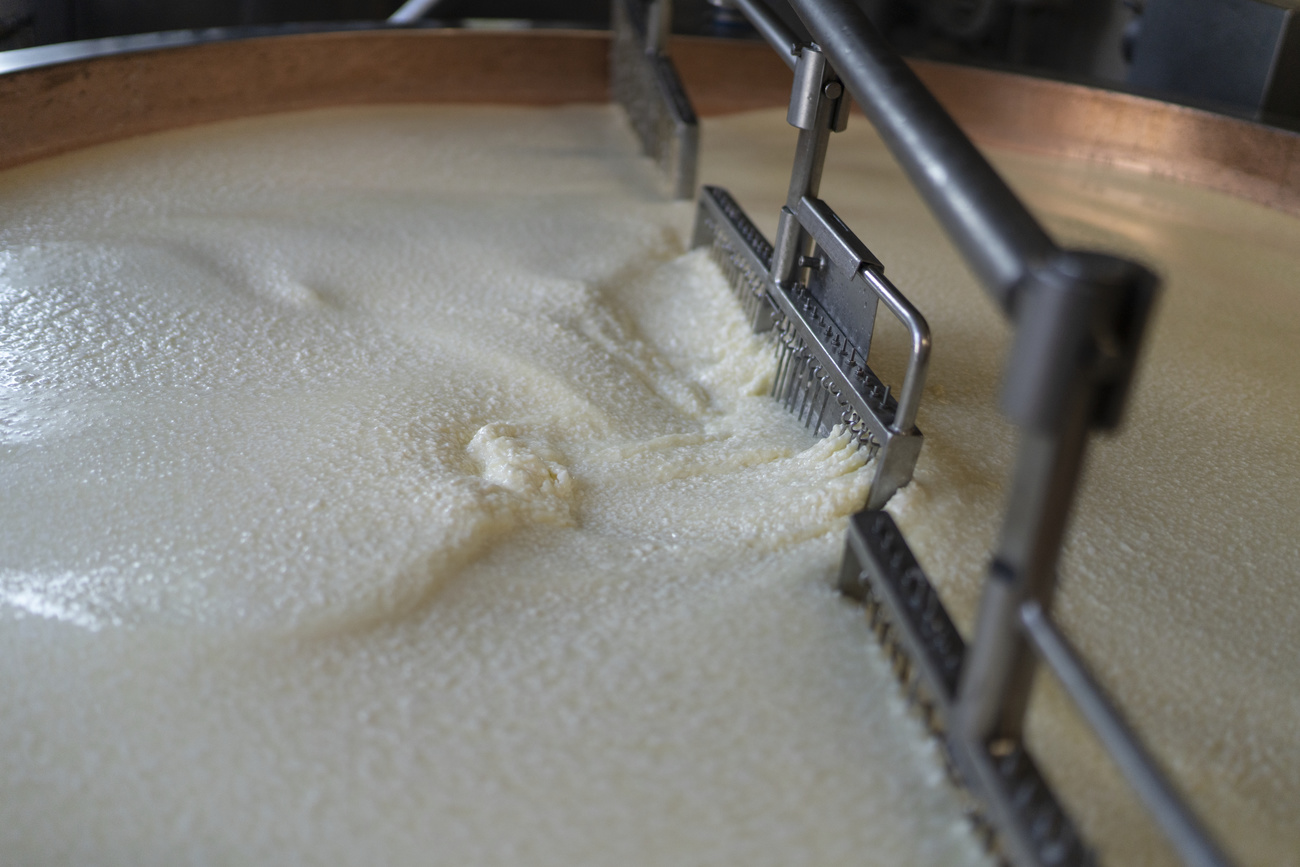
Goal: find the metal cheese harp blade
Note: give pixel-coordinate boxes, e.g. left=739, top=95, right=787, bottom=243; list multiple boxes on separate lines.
left=673, top=1, right=1236, bottom=866
left=690, top=40, right=929, bottom=512
left=610, top=0, right=698, bottom=199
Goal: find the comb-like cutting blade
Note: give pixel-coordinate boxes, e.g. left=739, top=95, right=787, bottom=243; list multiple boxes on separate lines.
left=692, top=185, right=927, bottom=511
left=841, top=511, right=1093, bottom=867
left=610, top=0, right=698, bottom=200
left=692, top=185, right=775, bottom=331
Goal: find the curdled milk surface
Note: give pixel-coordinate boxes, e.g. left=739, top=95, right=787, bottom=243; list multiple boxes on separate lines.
left=0, top=105, right=987, bottom=867
left=0, top=101, right=1297, bottom=867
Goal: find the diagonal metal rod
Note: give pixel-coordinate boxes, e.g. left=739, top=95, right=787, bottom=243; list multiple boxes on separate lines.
left=1021, top=602, right=1233, bottom=867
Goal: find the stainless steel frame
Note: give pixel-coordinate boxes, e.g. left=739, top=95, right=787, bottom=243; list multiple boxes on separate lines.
left=720, top=1, right=1234, bottom=866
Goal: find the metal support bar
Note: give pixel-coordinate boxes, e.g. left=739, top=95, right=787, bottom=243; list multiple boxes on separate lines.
left=1020, top=602, right=1233, bottom=867
left=955, top=387, right=1093, bottom=742
left=955, top=250, right=1157, bottom=747
left=772, top=45, right=842, bottom=284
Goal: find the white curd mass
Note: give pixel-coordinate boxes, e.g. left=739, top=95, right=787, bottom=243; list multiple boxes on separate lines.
left=0, top=101, right=1296, bottom=866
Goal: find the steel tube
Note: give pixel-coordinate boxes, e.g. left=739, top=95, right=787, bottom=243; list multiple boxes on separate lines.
left=1020, top=602, right=1233, bottom=867
left=785, top=0, right=1057, bottom=312
left=955, top=386, right=1093, bottom=742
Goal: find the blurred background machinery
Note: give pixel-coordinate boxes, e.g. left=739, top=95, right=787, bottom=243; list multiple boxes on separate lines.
left=0, top=0, right=1296, bottom=125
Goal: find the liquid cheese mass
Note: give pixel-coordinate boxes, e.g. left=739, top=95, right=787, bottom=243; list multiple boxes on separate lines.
left=0, top=103, right=1295, bottom=866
